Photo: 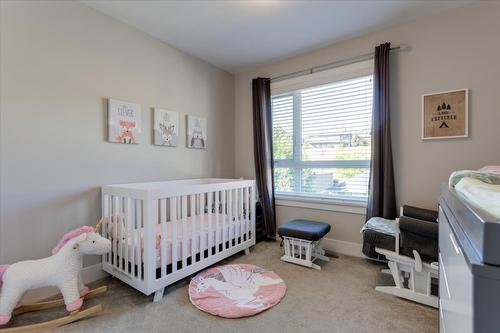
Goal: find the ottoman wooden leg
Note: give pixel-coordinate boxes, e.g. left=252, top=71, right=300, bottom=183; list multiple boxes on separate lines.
left=280, top=237, right=322, bottom=269
left=278, top=219, right=332, bottom=270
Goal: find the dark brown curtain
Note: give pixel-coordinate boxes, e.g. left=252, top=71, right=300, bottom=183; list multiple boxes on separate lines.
left=366, top=42, right=397, bottom=221
left=252, top=77, right=276, bottom=238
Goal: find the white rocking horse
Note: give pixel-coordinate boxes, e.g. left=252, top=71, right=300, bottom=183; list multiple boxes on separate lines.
left=0, top=220, right=111, bottom=332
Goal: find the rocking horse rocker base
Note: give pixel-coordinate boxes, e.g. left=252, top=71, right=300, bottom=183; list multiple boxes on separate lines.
left=0, top=286, right=108, bottom=333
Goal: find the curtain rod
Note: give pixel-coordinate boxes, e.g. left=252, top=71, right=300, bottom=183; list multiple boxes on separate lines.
left=270, top=44, right=406, bottom=83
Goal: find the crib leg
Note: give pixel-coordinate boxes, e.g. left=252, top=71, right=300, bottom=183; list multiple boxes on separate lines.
left=244, top=248, right=250, bottom=256
left=153, top=288, right=165, bottom=302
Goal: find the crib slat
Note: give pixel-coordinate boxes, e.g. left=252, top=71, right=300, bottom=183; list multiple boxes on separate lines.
left=190, top=194, right=196, bottom=265
left=240, top=189, right=245, bottom=242
left=239, top=188, right=244, bottom=244
left=228, top=190, right=236, bottom=247
left=136, top=200, right=142, bottom=279
left=251, top=186, right=256, bottom=242
left=233, top=189, right=238, bottom=245
left=107, top=195, right=112, bottom=264
left=235, top=189, right=239, bottom=244
left=144, top=198, right=158, bottom=284
left=234, top=189, right=239, bottom=245
left=207, top=192, right=213, bottom=255
left=182, top=196, right=188, bottom=269
left=102, top=194, right=109, bottom=264
left=119, top=198, right=125, bottom=271
left=130, top=200, right=136, bottom=278
left=112, top=196, right=119, bottom=269
left=199, top=193, right=205, bottom=260
left=125, top=198, right=132, bottom=273
left=165, top=199, right=170, bottom=275
left=229, top=189, right=232, bottom=248
left=215, top=191, right=220, bottom=254
left=222, top=190, right=227, bottom=250
left=171, top=197, right=178, bottom=273
left=245, top=187, right=250, bottom=242
left=160, top=199, right=167, bottom=278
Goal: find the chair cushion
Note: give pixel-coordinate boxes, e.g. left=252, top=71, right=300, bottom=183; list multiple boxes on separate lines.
left=278, top=219, right=331, bottom=241
left=362, top=229, right=396, bottom=258
left=361, top=217, right=397, bottom=258
left=402, top=205, right=438, bottom=222
left=361, top=217, right=398, bottom=237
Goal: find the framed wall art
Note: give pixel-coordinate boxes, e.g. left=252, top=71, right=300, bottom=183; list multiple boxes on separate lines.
left=186, top=115, right=207, bottom=149
left=108, top=98, right=142, bottom=144
left=153, top=108, right=179, bottom=146
left=422, top=89, right=468, bottom=140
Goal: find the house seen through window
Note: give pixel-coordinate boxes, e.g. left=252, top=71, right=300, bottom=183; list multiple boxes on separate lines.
left=272, top=72, right=373, bottom=202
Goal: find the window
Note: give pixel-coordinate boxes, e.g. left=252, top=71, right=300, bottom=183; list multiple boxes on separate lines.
left=272, top=62, right=373, bottom=202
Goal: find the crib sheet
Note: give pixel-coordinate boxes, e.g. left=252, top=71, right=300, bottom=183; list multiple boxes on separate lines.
left=112, top=213, right=248, bottom=268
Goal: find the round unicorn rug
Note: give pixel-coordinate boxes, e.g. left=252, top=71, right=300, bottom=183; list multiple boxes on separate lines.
left=189, top=264, right=286, bottom=318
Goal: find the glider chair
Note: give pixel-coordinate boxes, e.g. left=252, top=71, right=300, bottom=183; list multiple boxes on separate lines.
left=362, top=205, right=439, bottom=308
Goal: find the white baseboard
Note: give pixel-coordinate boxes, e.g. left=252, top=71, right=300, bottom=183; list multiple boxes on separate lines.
left=321, top=237, right=364, bottom=258
left=21, top=263, right=109, bottom=303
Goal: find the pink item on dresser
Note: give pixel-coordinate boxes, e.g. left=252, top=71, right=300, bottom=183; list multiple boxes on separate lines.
left=479, top=165, right=500, bottom=174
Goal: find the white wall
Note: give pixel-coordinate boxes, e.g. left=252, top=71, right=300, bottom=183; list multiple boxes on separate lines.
left=234, top=2, right=500, bottom=252
left=0, top=1, right=235, bottom=267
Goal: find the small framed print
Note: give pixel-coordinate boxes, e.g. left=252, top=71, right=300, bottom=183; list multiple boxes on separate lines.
left=186, top=115, right=207, bottom=149
left=108, top=98, right=142, bottom=144
left=153, top=108, right=179, bottom=147
left=422, top=89, right=468, bottom=140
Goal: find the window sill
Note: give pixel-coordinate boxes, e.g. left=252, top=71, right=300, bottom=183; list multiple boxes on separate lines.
left=275, top=194, right=367, bottom=215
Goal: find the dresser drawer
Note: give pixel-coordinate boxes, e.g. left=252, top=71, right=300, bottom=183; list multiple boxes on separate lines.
left=439, top=207, right=473, bottom=333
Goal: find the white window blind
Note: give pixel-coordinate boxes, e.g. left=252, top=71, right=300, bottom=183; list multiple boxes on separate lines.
left=272, top=73, right=373, bottom=202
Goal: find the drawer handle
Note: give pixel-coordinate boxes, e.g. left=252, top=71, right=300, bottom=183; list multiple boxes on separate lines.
left=449, top=232, right=461, bottom=254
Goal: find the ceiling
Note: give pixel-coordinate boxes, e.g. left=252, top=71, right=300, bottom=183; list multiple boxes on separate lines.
left=82, top=0, right=472, bottom=73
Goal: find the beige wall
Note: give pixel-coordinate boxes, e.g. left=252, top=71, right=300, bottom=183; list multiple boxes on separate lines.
left=234, top=2, right=500, bottom=249
left=0, top=1, right=235, bottom=266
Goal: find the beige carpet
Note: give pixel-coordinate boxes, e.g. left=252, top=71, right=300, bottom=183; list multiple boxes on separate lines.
left=7, top=241, right=438, bottom=333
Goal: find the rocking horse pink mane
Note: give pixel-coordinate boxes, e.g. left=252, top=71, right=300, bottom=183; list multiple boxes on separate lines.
left=52, top=226, right=95, bottom=254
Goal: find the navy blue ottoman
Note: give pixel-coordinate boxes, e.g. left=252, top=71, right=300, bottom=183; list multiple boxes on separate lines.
left=278, top=219, right=331, bottom=269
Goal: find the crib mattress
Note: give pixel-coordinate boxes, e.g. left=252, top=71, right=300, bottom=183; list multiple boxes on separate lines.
left=111, top=213, right=249, bottom=268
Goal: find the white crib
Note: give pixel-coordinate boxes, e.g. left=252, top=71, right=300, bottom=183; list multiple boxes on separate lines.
left=100, top=178, right=256, bottom=301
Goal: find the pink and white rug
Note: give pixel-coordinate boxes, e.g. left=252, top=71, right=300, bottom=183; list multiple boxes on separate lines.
left=189, top=264, right=286, bottom=318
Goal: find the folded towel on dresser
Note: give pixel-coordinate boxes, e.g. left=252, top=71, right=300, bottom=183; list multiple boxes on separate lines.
left=455, top=178, right=500, bottom=220
left=449, top=166, right=500, bottom=188
left=450, top=166, right=500, bottom=220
